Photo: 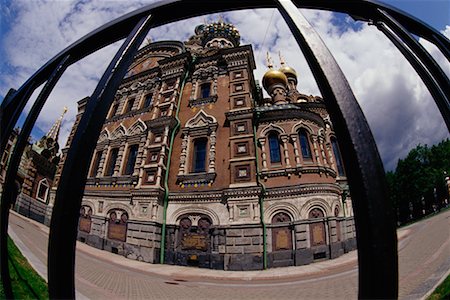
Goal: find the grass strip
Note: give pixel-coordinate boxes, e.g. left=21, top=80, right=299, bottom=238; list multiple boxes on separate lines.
left=427, top=274, right=450, bottom=300
left=0, top=236, right=49, bottom=299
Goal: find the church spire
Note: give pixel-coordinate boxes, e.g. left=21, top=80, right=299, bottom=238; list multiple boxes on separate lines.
left=46, top=107, right=67, bottom=142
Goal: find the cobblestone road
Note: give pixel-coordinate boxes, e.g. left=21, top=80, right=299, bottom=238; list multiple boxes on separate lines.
left=8, top=209, right=450, bottom=299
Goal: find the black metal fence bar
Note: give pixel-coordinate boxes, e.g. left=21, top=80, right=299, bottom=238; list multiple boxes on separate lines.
left=0, top=0, right=448, bottom=299
left=276, top=1, right=398, bottom=298
left=375, top=9, right=450, bottom=130
left=0, top=54, right=71, bottom=299
left=375, top=22, right=450, bottom=131
left=0, top=83, right=38, bottom=155
left=48, top=14, right=153, bottom=299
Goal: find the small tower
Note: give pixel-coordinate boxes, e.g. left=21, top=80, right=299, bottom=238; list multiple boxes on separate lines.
left=262, top=52, right=288, bottom=105
left=34, top=107, right=67, bottom=163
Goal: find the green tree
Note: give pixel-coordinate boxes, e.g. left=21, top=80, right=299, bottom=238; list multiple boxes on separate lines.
left=388, top=139, right=449, bottom=226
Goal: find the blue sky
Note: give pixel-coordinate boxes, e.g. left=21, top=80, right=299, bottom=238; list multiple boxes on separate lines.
left=0, top=0, right=448, bottom=171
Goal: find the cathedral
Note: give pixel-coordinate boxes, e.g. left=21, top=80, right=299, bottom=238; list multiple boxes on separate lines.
left=54, top=20, right=356, bottom=270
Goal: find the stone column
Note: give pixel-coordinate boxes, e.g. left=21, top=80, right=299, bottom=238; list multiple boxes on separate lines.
left=311, top=136, right=321, bottom=166
left=258, top=138, right=268, bottom=170
left=327, top=143, right=336, bottom=171
left=115, top=143, right=126, bottom=176
left=135, top=135, right=147, bottom=176
left=281, top=134, right=291, bottom=168
left=178, top=133, right=189, bottom=175
left=228, top=204, right=234, bottom=222
left=290, top=134, right=301, bottom=167
left=97, top=145, right=108, bottom=177
left=253, top=202, right=260, bottom=221
left=319, top=137, right=328, bottom=167
left=208, top=131, right=217, bottom=173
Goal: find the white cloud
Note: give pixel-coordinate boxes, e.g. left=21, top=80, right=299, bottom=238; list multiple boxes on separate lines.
left=1, top=2, right=448, bottom=171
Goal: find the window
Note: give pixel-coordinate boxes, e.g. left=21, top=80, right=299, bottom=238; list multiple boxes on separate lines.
left=154, top=135, right=162, bottom=143
left=234, top=84, right=244, bottom=92
left=235, top=165, right=250, bottom=181
left=235, top=122, right=248, bottom=134
left=149, top=151, right=159, bottom=163
left=233, top=97, right=245, bottom=108
left=90, top=151, right=102, bottom=177
left=144, top=93, right=153, bottom=108
left=200, top=83, right=211, bottom=98
left=105, top=148, right=119, bottom=176
left=109, top=103, right=119, bottom=118
left=268, top=132, right=281, bottom=164
left=236, top=142, right=248, bottom=156
left=124, top=98, right=135, bottom=113
left=36, top=179, right=49, bottom=202
left=124, top=145, right=139, bottom=175
left=193, top=138, right=207, bottom=173
left=331, top=137, right=345, bottom=176
left=299, top=129, right=312, bottom=160
left=146, top=171, right=156, bottom=183
left=234, top=71, right=243, bottom=79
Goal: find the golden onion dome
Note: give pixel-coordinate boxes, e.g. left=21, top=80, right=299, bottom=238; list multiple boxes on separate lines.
left=278, top=51, right=297, bottom=80
left=279, top=65, right=297, bottom=79
left=262, top=69, right=288, bottom=91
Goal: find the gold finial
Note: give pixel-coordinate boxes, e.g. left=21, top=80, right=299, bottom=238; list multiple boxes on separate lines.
left=279, top=51, right=286, bottom=66
left=266, top=52, right=273, bottom=69
left=145, top=37, right=152, bottom=45
left=218, top=14, right=224, bottom=24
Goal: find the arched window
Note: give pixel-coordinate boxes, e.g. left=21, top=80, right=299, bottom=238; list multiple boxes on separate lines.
left=36, top=179, right=49, bottom=202
left=108, top=102, right=119, bottom=118
left=200, top=83, right=211, bottom=98
left=268, top=132, right=281, bottom=164
left=123, top=144, right=139, bottom=175
left=123, top=98, right=135, bottom=113
left=193, top=138, right=207, bottom=173
left=299, top=129, right=312, bottom=160
left=105, top=148, right=119, bottom=176
left=331, top=137, right=345, bottom=176
left=143, top=93, right=153, bottom=108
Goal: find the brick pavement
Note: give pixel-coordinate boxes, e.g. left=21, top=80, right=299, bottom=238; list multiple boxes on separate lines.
left=8, top=209, right=450, bottom=299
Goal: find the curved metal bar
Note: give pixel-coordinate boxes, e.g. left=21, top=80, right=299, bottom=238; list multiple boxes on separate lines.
left=0, top=54, right=70, bottom=298
left=0, top=0, right=448, bottom=298
left=47, top=14, right=153, bottom=299
left=276, top=1, right=397, bottom=298
left=376, top=21, right=450, bottom=129
left=375, top=9, right=450, bottom=130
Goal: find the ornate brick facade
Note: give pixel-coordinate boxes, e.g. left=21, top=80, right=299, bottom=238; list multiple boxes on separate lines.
left=67, top=21, right=356, bottom=270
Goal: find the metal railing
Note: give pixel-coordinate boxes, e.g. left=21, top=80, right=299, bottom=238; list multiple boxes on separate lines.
left=0, top=0, right=448, bottom=298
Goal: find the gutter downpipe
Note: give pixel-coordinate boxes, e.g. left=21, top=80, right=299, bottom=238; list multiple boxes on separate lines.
left=253, top=108, right=268, bottom=270
left=160, top=55, right=196, bottom=264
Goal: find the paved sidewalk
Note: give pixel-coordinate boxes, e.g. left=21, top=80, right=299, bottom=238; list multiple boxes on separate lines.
left=9, top=209, right=358, bottom=282
left=8, top=209, right=450, bottom=299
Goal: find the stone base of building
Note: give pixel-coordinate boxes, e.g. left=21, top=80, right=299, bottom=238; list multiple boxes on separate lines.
left=75, top=217, right=357, bottom=271
left=14, top=193, right=50, bottom=225
left=77, top=219, right=162, bottom=264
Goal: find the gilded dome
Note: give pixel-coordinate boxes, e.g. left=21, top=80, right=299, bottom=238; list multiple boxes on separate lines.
left=262, top=69, right=288, bottom=91
left=279, top=65, right=297, bottom=79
